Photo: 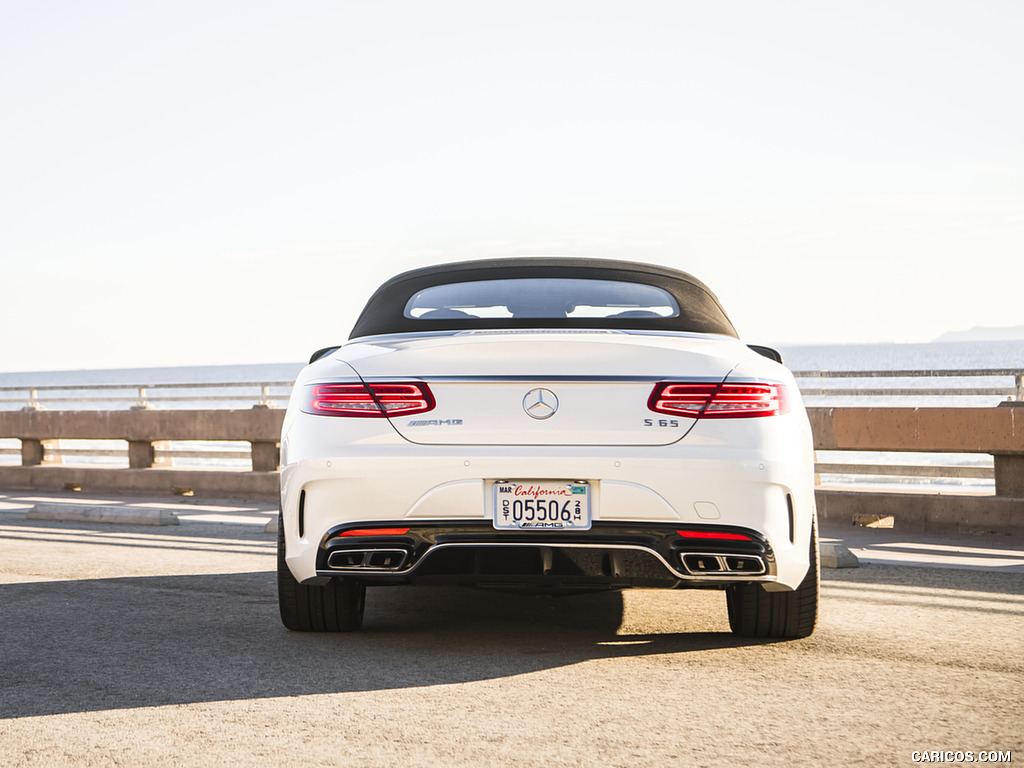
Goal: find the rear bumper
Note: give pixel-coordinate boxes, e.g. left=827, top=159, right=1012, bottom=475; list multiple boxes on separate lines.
left=280, top=443, right=816, bottom=589
left=313, top=521, right=776, bottom=590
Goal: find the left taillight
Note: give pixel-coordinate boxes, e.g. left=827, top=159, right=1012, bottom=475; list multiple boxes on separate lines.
left=301, top=382, right=435, bottom=418
left=648, top=381, right=789, bottom=418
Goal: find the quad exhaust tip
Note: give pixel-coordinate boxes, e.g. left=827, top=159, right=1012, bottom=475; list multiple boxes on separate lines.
left=681, top=553, right=766, bottom=576
left=328, top=548, right=410, bottom=571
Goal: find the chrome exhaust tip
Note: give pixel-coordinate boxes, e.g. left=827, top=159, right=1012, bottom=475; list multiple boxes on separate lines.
left=327, top=548, right=409, bottom=571
left=680, top=553, right=766, bottom=576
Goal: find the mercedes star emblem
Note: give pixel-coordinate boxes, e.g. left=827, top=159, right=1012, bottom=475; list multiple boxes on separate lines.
left=523, top=388, right=558, bottom=420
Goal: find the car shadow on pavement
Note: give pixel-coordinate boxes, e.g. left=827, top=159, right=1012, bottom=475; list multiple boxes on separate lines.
left=0, top=571, right=784, bottom=719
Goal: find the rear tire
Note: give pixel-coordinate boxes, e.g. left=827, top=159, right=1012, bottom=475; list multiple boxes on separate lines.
left=277, top=513, right=365, bottom=632
left=726, top=522, right=818, bottom=639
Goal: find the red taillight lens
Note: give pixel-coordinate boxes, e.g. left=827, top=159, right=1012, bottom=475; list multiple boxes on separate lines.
left=677, top=529, right=753, bottom=541
left=303, top=382, right=435, bottom=418
left=648, top=381, right=788, bottom=418
left=339, top=528, right=411, bottom=537
left=647, top=383, right=718, bottom=418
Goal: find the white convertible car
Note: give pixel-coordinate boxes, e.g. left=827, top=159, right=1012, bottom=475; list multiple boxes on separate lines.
left=278, top=258, right=818, bottom=637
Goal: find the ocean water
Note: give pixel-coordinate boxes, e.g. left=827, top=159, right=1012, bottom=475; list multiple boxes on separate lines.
left=778, top=340, right=1024, bottom=410
left=0, top=362, right=306, bottom=412
left=0, top=362, right=306, bottom=391
left=1, top=340, right=1022, bottom=488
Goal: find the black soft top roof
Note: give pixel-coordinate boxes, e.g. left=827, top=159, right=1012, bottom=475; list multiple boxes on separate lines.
left=349, top=257, right=738, bottom=339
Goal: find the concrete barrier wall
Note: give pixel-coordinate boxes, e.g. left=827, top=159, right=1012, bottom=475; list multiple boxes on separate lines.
left=807, top=405, right=1022, bottom=454
left=1, top=406, right=1022, bottom=533
left=0, top=465, right=281, bottom=499
left=808, top=406, right=1024, bottom=498
left=814, top=489, right=1022, bottom=535
left=0, top=409, right=285, bottom=500
left=1, top=408, right=285, bottom=442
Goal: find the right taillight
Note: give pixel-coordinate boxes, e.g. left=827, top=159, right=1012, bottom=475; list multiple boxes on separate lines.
left=302, top=382, right=435, bottom=418
left=648, top=381, right=789, bottom=418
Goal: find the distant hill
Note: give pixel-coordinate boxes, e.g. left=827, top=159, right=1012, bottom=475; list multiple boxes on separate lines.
left=934, top=325, right=1024, bottom=342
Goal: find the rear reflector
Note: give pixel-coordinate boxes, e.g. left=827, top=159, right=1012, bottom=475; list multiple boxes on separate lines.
left=339, top=528, right=411, bottom=537
left=303, top=382, right=435, bottom=418
left=677, top=530, right=754, bottom=541
left=649, top=382, right=788, bottom=418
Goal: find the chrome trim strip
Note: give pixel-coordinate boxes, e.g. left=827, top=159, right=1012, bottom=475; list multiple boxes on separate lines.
left=360, top=375, right=721, bottom=383
left=307, top=374, right=722, bottom=384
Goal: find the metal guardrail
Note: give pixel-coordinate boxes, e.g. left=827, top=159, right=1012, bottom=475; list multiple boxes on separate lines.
left=0, top=445, right=251, bottom=463
left=813, top=460, right=994, bottom=482
left=0, top=381, right=294, bottom=410
left=792, top=368, right=1024, bottom=401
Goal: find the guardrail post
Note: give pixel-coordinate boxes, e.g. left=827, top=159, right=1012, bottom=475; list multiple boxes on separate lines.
left=21, top=439, right=45, bottom=466
left=1016, top=375, right=1024, bottom=401
left=250, top=441, right=280, bottom=472
left=20, top=439, right=62, bottom=466
left=128, top=441, right=156, bottom=469
left=153, top=441, right=173, bottom=467
left=258, top=385, right=273, bottom=407
left=993, top=455, right=1024, bottom=497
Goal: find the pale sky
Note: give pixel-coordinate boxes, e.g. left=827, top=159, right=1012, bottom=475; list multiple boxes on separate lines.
left=2, top=0, right=1021, bottom=372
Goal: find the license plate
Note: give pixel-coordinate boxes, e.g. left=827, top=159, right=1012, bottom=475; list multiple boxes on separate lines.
left=493, top=481, right=591, bottom=530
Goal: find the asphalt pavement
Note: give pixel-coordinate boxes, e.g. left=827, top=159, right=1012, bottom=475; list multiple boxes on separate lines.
left=1, top=489, right=1021, bottom=767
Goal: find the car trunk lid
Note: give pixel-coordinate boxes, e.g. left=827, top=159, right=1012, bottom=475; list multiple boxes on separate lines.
left=341, top=331, right=741, bottom=446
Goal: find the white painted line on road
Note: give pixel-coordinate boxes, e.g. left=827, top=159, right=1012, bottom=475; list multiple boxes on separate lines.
left=823, top=582, right=1024, bottom=602
left=1, top=528, right=272, bottom=548
left=868, top=541, right=1024, bottom=558
left=0, top=526, right=274, bottom=554
left=850, top=548, right=1024, bottom=571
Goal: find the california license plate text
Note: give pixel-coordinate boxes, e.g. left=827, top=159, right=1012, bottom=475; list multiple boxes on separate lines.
left=493, top=483, right=591, bottom=530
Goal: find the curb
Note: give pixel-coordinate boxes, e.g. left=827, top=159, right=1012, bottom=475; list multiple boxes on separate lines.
left=28, top=503, right=180, bottom=526
left=820, top=543, right=860, bottom=569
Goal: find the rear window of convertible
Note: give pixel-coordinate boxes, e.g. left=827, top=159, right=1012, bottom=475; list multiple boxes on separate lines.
left=404, top=279, right=681, bottom=320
